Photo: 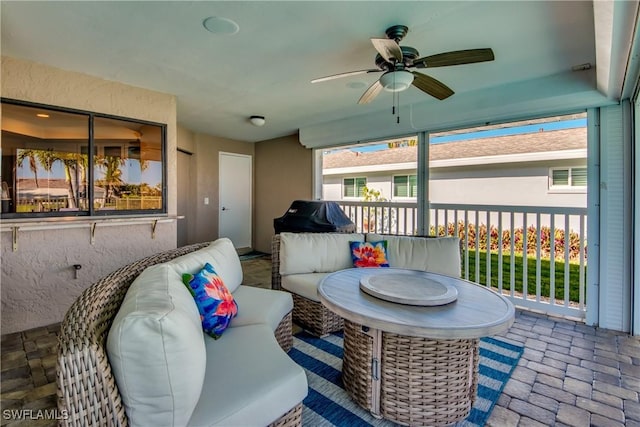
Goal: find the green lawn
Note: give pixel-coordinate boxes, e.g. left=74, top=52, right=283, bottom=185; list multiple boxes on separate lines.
left=461, top=250, right=586, bottom=303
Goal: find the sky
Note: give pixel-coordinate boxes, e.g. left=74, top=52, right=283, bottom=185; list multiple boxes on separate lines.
left=347, top=117, right=587, bottom=153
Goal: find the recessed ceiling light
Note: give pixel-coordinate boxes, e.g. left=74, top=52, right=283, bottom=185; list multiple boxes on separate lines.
left=346, top=81, right=367, bottom=89
left=203, top=16, right=239, bottom=35
left=36, top=113, right=49, bottom=118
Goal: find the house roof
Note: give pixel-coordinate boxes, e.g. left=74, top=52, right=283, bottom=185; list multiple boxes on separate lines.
left=323, top=127, right=586, bottom=169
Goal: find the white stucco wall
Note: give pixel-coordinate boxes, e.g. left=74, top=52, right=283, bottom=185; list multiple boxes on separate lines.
left=323, top=160, right=587, bottom=207
left=429, top=161, right=587, bottom=207
left=1, top=57, right=178, bottom=333
left=323, top=169, right=416, bottom=202
left=323, top=160, right=587, bottom=234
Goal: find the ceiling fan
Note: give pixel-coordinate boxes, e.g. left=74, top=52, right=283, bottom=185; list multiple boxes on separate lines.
left=311, top=25, right=495, bottom=104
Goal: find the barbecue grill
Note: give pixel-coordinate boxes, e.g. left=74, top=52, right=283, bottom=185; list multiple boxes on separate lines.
left=273, top=200, right=355, bottom=234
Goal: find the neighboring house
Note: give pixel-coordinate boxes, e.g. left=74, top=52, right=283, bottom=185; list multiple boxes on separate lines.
left=323, top=126, right=587, bottom=209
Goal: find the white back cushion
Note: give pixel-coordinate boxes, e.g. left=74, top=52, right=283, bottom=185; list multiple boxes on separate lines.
left=279, top=232, right=364, bottom=275
left=106, top=264, right=206, bottom=427
left=366, top=234, right=461, bottom=277
left=166, top=237, right=243, bottom=292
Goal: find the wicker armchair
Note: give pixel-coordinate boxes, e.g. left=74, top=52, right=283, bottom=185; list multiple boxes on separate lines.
left=57, top=242, right=299, bottom=427
left=271, top=234, right=344, bottom=336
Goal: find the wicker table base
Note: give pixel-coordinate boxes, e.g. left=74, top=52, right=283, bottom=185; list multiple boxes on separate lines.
left=342, top=320, right=479, bottom=427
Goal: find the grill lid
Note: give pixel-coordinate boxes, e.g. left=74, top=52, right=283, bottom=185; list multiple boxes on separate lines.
left=274, top=200, right=355, bottom=233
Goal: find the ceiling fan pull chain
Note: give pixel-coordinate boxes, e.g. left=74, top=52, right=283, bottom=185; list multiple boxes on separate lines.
left=392, top=71, right=397, bottom=116
left=392, top=88, right=396, bottom=115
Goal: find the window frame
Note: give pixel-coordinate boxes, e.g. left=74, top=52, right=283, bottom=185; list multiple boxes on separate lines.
left=548, top=166, right=588, bottom=193
left=342, top=176, right=367, bottom=199
left=1, top=98, right=167, bottom=218
left=392, top=174, right=418, bottom=200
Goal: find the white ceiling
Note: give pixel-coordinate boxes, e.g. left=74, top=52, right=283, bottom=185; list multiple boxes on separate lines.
left=1, top=1, right=637, bottom=144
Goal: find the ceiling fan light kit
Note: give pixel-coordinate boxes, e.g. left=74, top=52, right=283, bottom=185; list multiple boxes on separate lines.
left=379, top=70, right=414, bottom=92
left=249, top=115, right=266, bottom=126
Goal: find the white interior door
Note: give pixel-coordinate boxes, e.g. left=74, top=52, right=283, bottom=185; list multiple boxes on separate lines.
left=219, top=152, right=252, bottom=248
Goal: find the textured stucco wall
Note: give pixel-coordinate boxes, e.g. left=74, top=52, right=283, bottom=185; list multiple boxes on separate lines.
left=1, top=56, right=178, bottom=333
left=1, top=225, right=176, bottom=334
left=254, top=134, right=312, bottom=253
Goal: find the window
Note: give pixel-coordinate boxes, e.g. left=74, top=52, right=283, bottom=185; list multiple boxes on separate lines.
left=1, top=99, right=165, bottom=217
left=393, top=174, right=417, bottom=198
left=343, top=177, right=366, bottom=198
left=550, top=167, right=587, bottom=189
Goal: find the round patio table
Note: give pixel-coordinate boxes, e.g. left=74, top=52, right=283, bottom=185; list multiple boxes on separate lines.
left=318, top=268, right=515, bottom=427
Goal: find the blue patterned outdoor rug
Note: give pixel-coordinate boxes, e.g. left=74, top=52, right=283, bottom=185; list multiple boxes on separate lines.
left=290, top=331, right=523, bottom=427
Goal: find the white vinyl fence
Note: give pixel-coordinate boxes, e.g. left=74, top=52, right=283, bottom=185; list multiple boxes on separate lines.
left=336, top=200, right=588, bottom=320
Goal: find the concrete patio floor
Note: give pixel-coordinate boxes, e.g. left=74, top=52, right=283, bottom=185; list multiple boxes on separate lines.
left=1, top=256, right=639, bottom=427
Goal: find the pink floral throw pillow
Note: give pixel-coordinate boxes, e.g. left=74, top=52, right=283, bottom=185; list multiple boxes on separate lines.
left=182, top=263, right=238, bottom=339
left=349, top=241, right=390, bottom=268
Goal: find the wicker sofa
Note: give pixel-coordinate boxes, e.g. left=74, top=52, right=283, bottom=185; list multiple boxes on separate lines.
left=57, top=238, right=307, bottom=427
left=271, top=232, right=462, bottom=336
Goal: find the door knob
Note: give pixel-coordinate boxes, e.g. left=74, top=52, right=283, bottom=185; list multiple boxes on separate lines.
left=222, top=206, right=228, bottom=211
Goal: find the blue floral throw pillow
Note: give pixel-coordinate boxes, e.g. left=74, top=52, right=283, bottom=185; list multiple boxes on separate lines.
left=182, top=263, right=238, bottom=339
left=349, top=241, right=390, bottom=268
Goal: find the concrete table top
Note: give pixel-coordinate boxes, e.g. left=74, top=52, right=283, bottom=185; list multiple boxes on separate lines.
left=318, top=267, right=515, bottom=339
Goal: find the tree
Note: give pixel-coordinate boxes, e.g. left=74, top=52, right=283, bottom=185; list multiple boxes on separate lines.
left=362, top=186, right=387, bottom=202
left=95, top=155, right=125, bottom=201
left=17, top=149, right=86, bottom=208
left=361, top=186, right=396, bottom=232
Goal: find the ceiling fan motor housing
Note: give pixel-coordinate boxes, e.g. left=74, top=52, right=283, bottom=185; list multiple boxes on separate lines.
left=375, top=46, right=420, bottom=69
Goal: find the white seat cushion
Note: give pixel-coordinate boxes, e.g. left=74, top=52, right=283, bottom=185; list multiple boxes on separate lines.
left=281, top=272, right=331, bottom=302
left=166, top=238, right=243, bottom=292
left=107, top=264, right=206, bottom=427
left=187, top=325, right=308, bottom=427
left=230, top=285, right=293, bottom=331
left=279, top=232, right=364, bottom=275
left=366, top=234, right=461, bottom=277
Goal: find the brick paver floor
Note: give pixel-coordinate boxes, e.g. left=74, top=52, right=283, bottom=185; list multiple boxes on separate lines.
left=1, top=256, right=639, bottom=426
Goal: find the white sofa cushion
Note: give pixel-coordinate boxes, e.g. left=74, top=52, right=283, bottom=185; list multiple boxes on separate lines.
left=366, top=234, right=461, bottom=277
left=279, top=232, right=364, bottom=275
left=166, top=237, right=243, bottom=292
left=230, top=285, right=293, bottom=331
left=281, top=272, right=331, bottom=302
left=187, top=325, right=308, bottom=427
left=107, top=264, right=206, bottom=427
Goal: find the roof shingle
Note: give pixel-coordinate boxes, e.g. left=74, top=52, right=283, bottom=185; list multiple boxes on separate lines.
left=323, top=127, right=586, bottom=168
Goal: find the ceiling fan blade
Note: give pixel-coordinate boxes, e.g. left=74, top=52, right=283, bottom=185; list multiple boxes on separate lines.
left=358, top=80, right=383, bottom=104
left=413, top=48, right=494, bottom=68
left=410, top=72, right=454, bottom=100
left=311, top=69, right=380, bottom=83
left=371, top=38, right=403, bottom=63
